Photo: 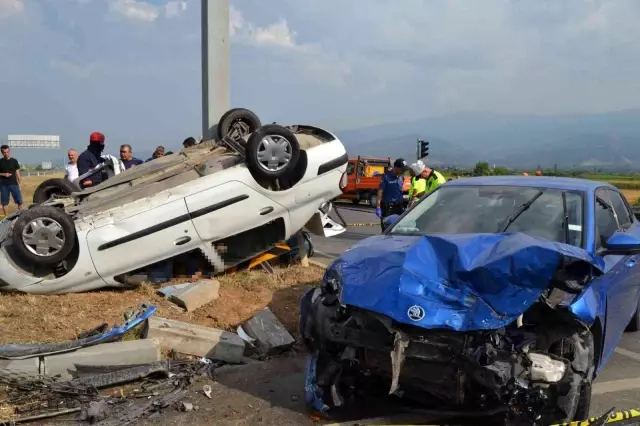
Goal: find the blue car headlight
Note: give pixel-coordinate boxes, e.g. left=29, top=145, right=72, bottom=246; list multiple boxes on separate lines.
left=322, top=268, right=343, bottom=295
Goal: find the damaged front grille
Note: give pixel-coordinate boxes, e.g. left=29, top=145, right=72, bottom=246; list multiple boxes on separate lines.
left=302, top=290, right=585, bottom=424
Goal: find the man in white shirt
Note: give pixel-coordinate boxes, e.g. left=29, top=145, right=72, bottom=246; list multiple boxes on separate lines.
left=65, top=149, right=79, bottom=183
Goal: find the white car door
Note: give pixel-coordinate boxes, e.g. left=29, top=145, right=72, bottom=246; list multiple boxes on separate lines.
left=86, top=198, right=201, bottom=284
left=184, top=180, right=289, bottom=251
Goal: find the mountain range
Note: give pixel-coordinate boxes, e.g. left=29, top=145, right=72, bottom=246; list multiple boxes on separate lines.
left=335, top=109, right=640, bottom=170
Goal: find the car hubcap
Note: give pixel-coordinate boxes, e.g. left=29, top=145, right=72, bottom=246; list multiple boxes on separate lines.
left=21, top=217, right=66, bottom=257
left=256, top=135, right=292, bottom=172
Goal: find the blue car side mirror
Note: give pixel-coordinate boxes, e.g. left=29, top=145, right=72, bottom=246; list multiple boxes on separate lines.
left=604, top=232, right=640, bottom=254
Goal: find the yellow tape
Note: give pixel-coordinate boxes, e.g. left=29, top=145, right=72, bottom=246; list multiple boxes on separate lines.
left=332, top=408, right=640, bottom=426
left=348, top=223, right=379, bottom=227
left=550, top=409, right=640, bottom=426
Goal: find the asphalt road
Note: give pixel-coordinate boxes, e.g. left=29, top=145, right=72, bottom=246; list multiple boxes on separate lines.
left=307, top=201, right=640, bottom=422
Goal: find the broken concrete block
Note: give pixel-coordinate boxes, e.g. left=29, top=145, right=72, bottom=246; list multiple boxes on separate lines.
left=43, top=339, right=161, bottom=380
left=162, top=279, right=220, bottom=312
left=147, top=317, right=245, bottom=363
left=241, top=308, right=295, bottom=356
left=0, top=357, right=40, bottom=376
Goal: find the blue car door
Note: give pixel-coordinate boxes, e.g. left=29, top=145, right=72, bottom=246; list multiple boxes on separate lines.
left=599, top=188, right=640, bottom=362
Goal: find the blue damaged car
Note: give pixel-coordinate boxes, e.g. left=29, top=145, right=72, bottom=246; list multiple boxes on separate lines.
left=300, top=176, right=640, bottom=424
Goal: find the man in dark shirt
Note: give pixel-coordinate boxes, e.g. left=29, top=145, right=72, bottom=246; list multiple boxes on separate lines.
left=77, top=132, right=107, bottom=189
left=146, top=146, right=165, bottom=162
left=119, top=144, right=143, bottom=169
left=0, top=145, right=23, bottom=216
left=183, top=137, right=196, bottom=149
left=376, top=158, right=407, bottom=231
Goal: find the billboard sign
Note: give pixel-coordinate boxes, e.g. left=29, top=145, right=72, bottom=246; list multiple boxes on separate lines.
left=7, top=134, right=60, bottom=149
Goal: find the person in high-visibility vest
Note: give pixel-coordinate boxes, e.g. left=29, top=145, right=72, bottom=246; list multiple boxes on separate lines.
left=408, top=161, right=425, bottom=207
left=412, top=163, right=447, bottom=201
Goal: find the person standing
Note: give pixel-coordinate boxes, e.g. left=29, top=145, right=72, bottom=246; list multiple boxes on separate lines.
left=376, top=158, right=407, bottom=231
left=146, top=146, right=165, bottom=162
left=77, top=132, right=106, bottom=189
left=119, top=144, right=143, bottom=169
left=183, top=137, right=196, bottom=149
left=65, top=149, right=79, bottom=183
left=0, top=145, right=23, bottom=216
left=412, top=164, right=447, bottom=200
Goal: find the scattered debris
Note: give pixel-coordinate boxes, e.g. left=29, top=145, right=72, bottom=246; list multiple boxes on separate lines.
left=147, top=317, right=245, bottom=363
left=241, top=308, right=295, bottom=356
left=203, top=385, right=212, bottom=399
left=159, top=279, right=220, bottom=312
left=44, top=339, right=161, bottom=380
left=0, top=304, right=156, bottom=360
left=180, top=402, right=194, bottom=412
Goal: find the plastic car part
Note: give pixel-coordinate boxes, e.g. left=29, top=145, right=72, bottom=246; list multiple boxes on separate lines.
left=528, top=352, right=566, bottom=382
left=216, top=108, right=262, bottom=141
left=32, top=178, right=81, bottom=204
left=245, top=124, right=301, bottom=180
left=10, top=205, right=77, bottom=266
left=0, top=304, right=157, bottom=359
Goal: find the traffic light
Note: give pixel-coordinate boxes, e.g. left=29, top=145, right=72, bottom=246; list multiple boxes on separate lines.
left=419, top=140, right=430, bottom=158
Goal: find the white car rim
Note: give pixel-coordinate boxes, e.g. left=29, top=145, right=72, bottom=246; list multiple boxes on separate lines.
left=21, top=217, right=66, bottom=257
left=256, top=134, right=293, bottom=172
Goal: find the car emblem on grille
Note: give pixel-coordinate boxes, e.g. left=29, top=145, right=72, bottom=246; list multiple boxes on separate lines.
left=407, top=305, right=425, bottom=321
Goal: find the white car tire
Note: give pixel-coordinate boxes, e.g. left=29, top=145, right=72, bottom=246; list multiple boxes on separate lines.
left=11, top=206, right=77, bottom=266
left=246, top=124, right=301, bottom=180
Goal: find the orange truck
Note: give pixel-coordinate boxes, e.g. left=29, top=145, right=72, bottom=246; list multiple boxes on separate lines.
left=339, top=156, right=411, bottom=206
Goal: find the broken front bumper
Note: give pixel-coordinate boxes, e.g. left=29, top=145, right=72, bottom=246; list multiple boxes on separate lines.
left=300, top=287, right=572, bottom=418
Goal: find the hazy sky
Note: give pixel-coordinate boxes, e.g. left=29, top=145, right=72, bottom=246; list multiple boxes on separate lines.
left=1, top=0, right=640, bottom=153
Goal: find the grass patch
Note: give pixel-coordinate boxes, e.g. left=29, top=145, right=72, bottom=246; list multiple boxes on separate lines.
left=0, top=264, right=323, bottom=345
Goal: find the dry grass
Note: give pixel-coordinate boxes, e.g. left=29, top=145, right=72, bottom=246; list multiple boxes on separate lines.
left=621, top=189, right=640, bottom=204
left=0, top=173, right=63, bottom=217
left=0, top=264, right=323, bottom=345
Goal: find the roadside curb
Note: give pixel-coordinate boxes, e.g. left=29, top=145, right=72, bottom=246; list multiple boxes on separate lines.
left=309, top=259, right=329, bottom=269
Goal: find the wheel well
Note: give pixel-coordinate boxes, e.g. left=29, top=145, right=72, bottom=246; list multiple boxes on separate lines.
left=591, top=318, right=604, bottom=373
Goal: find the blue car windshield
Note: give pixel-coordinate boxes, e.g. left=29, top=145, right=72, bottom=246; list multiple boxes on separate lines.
left=388, top=185, right=584, bottom=248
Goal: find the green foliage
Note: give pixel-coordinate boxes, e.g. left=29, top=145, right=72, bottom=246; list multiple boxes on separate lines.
left=473, top=162, right=490, bottom=176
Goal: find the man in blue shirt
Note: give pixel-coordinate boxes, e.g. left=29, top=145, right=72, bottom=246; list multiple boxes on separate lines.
left=376, top=158, right=407, bottom=231
left=77, top=132, right=106, bottom=189
left=119, top=144, right=143, bottom=169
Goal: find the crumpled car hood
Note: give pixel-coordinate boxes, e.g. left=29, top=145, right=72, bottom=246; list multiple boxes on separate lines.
left=329, top=233, right=604, bottom=331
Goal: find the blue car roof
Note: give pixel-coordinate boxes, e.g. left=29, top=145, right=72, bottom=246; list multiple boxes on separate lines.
left=445, top=176, right=615, bottom=192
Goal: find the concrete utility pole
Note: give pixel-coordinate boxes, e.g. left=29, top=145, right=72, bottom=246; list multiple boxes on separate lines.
left=201, top=0, right=230, bottom=140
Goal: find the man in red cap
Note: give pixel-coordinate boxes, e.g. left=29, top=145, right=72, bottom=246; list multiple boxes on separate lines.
left=77, top=132, right=107, bottom=189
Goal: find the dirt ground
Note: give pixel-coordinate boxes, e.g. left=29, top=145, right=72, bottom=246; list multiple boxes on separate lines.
left=0, top=264, right=323, bottom=344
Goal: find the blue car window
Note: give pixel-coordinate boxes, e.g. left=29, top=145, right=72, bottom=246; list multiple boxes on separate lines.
left=389, top=185, right=584, bottom=248
left=608, top=189, right=632, bottom=229
left=595, top=189, right=619, bottom=247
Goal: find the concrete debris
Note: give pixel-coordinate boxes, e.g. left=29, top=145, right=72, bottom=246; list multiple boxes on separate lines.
left=241, top=308, right=295, bottom=356
left=159, top=279, right=220, bottom=312
left=147, top=317, right=245, bottom=363
left=43, top=338, right=162, bottom=380
left=86, top=400, right=109, bottom=422
left=181, top=402, right=194, bottom=412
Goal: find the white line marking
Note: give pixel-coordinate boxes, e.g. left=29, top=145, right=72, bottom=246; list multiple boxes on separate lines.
left=594, top=377, right=640, bottom=395
left=614, top=347, right=640, bottom=363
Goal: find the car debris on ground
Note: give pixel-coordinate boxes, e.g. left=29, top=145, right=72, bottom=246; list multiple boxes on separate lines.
left=0, top=297, right=301, bottom=424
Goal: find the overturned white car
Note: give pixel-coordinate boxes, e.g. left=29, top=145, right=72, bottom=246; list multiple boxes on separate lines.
left=0, top=109, right=348, bottom=294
